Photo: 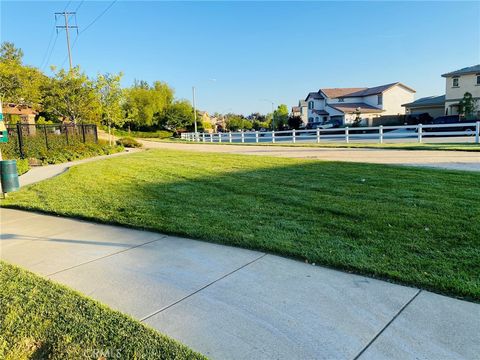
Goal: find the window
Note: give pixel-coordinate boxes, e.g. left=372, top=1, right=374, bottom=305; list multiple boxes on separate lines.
left=308, top=101, right=314, bottom=109
left=377, top=94, right=383, bottom=105
left=308, top=117, right=313, bottom=123
left=315, top=117, right=319, bottom=121
left=452, top=77, right=459, bottom=87
left=338, top=98, right=344, bottom=102
left=476, top=74, right=480, bottom=85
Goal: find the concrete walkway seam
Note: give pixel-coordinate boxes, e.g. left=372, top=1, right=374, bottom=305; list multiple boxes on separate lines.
left=140, top=253, right=268, bottom=322
left=46, top=234, right=168, bottom=277
left=353, top=289, right=423, bottom=359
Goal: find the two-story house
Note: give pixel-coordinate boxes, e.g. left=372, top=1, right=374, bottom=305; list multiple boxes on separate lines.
left=291, top=100, right=308, bottom=125
left=442, top=64, right=480, bottom=117
left=305, top=82, right=415, bottom=126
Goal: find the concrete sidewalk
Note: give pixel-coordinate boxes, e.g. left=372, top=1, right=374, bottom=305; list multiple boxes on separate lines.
left=1, top=208, right=478, bottom=359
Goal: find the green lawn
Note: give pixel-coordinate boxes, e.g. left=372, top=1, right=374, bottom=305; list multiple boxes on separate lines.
left=0, top=261, right=205, bottom=359
left=2, top=149, right=479, bottom=300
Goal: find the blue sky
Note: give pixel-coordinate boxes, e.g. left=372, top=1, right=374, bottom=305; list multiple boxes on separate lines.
left=1, top=1, right=480, bottom=115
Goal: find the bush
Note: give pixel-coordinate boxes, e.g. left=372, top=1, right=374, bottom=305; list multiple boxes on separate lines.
left=116, top=137, right=142, bottom=148
left=15, top=159, right=30, bottom=175
left=0, top=134, right=124, bottom=166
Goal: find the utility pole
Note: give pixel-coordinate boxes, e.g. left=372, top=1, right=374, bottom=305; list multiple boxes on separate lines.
left=55, top=12, right=78, bottom=71
left=192, top=86, right=198, bottom=136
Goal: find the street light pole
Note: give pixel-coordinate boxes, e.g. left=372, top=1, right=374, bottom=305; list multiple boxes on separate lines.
left=192, top=86, right=198, bottom=138
left=261, top=99, right=275, bottom=130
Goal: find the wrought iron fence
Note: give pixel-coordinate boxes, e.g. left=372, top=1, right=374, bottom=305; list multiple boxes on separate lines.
left=5, top=123, right=98, bottom=159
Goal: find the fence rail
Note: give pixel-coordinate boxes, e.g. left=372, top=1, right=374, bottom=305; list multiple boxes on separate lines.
left=4, top=123, right=98, bottom=159
left=181, top=122, right=480, bottom=145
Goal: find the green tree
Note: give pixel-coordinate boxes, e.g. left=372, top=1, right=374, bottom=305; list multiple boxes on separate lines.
left=458, top=92, right=478, bottom=119
left=159, top=100, right=195, bottom=132
left=41, top=67, right=101, bottom=124
left=0, top=42, right=45, bottom=107
left=0, top=42, right=24, bottom=64
left=123, top=80, right=174, bottom=129
left=273, top=104, right=289, bottom=130
left=288, top=116, right=303, bottom=130
left=97, top=72, right=124, bottom=144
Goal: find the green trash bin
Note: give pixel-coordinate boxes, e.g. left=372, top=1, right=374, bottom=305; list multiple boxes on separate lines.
left=0, top=160, right=20, bottom=193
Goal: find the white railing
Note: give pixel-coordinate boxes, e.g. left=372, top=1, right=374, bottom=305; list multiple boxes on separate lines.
left=181, top=122, right=480, bottom=144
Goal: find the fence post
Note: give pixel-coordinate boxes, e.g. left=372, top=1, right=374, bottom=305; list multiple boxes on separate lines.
left=81, top=125, right=86, bottom=143
left=255, top=131, right=259, bottom=143
left=94, top=125, right=98, bottom=143
left=229, top=131, right=232, bottom=143
left=345, top=127, right=349, bottom=143
left=43, top=125, right=49, bottom=150
left=292, top=129, right=296, bottom=143
left=16, top=123, right=24, bottom=159
left=476, top=121, right=480, bottom=144
left=417, top=124, right=423, bottom=143
left=241, top=130, right=245, bottom=143
left=202, top=132, right=205, bottom=142
left=219, top=132, right=222, bottom=143
left=272, top=130, right=275, bottom=143
left=210, top=133, right=213, bottom=143
left=316, top=128, right=320, bottom=143
left=379, top=125, right=383, bottom=144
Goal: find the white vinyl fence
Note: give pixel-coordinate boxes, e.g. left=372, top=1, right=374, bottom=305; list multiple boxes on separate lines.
left=181, top=122, right=480, bottom=144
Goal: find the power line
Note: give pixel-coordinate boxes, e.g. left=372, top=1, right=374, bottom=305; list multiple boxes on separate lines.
left=42, top=33, right=59, bottom=71
left=80, top=0, right=117, bottom=35
left=74, top=0, right=85, bottom=12
left=39, top=24, right=56, bottom=69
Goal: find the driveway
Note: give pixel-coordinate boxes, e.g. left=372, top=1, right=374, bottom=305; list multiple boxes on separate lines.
left=139, top=141, right=480, bottom=171
left=1, top=208, right=478, bottom=359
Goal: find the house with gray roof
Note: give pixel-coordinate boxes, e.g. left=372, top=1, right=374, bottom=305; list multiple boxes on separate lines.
left=402, top=95, right=446, bottom=119
left=304, top=82, right=415, bottom=126
left=442, top=64, right=480, bottom=117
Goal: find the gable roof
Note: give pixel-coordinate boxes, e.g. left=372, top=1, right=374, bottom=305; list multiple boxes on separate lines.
left=329, top=102, right=384, bottom=114
left=442, top=64, right=480, bottom=77
left=402, top=95, right=445, bottom=108
left=305, top=92, right=325, bottom=101
left=320, top=88, right=366, bottom=99
left=319, top=82, right=415, bottom=99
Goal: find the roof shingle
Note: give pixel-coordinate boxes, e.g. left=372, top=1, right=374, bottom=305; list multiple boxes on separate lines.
left=441, top=64, right=480, bottom=77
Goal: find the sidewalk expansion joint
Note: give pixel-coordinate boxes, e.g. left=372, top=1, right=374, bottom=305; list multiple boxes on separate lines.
left=352, top=289, right=422, bottom=360
left=140, top=253, right=268, bottom=322
left=46, top=234, right=169, bottom=277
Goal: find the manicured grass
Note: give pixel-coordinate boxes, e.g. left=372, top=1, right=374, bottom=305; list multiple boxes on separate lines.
left=2, top=149, right=479, bottom=300
left=0, top=261, right=205, bottom=359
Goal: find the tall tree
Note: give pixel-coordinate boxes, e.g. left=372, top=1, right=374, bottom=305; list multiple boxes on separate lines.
left=0, top=42, right=24, bottom=64
left=41, top=67, right=101, bottom=124
left=273, top=104, right=289, bottom=130
left=97, top=72, right=124, bottom=144
left=0, top=42, right=44, bottom=107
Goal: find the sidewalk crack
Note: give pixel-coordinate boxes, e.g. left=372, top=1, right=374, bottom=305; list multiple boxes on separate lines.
left=46, top=235, right=168, bottom=277
left=140, top=253, right=268, bottom=322
left=352, top=289, right=422, bottom=359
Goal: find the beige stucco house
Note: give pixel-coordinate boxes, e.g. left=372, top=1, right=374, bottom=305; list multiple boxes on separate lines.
left=304, top=82, right=415, bottom=126
left=442, top=64, right=480, bottom=117
left=291, top=100, right=308, bottom=125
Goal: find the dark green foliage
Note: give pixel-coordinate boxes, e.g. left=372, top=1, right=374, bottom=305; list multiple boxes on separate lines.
left=0, top=133, right=124, bottom=165
left=116, top=137, right=142, bottom=148
left=3, top=150, right=479, bottom=300
left=0, top=261, right=206, bottom=359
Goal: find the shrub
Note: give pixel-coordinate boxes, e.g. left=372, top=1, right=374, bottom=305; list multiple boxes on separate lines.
left=116, top=137, right=142, bottom=148
left=16, top=159, right=30, bottom=175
